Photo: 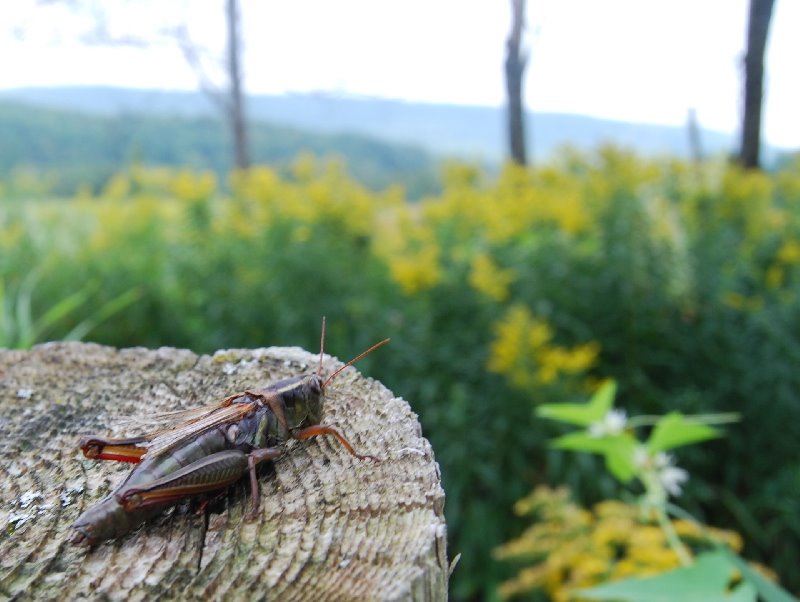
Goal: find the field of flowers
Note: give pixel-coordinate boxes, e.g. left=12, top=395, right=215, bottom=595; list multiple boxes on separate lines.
left=2, top=148, right=799, bottom=599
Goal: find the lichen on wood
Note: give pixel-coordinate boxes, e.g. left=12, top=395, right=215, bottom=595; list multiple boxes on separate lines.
left=0, top=342, right=448, bottom=601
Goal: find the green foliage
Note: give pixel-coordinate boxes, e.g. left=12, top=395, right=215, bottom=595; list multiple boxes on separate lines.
left=0, top=270, right=140, bottom=349
left=645, top=413, right=721, bottom=454
left=578, top=551, right=757, bottom=602
left=579, top=548, right=797, bottom=602
left=540, top=387, right=723, bottom=484
left=538, top=380, right=617, bottom=426
left=502, top=388, right=793, bottom=602
left=494, top=486, right=757, bottom=601
left=551, top=432, right=639, bottom=482
left=3, top=149, right=800, bottom=598
left=0, top=101, right=440, bottom=198
left=721, top=547, right=798, bottom=602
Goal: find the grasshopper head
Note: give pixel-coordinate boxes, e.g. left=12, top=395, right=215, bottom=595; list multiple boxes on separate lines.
left=295, top=316, right=388, bottom=429
left=284, top=373, right=324, bottom=428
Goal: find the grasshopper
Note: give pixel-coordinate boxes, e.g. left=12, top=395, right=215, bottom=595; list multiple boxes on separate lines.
left=71, top=320, right=388, bottom=545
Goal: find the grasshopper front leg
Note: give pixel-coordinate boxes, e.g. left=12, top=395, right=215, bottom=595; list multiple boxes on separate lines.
left=117, top=448, right=283, bottom=517
left=293, top=425, right=379, bottom=461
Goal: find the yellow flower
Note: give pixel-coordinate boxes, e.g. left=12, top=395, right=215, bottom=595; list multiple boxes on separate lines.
left=777, top=239, right=800, bottom=265
left=291, top=152, right=317, bottom=181
left=627, top=525, right=667, bottom=552
left=487, top=305, right=535, bottom=384
left=468, top=253, right=516, bottom=301
left=488, top=305, right=600, bottom=389
left=570, top=554, right=610, bottom=582
left=497, top=486, right=754, bottom=600
left=551, top=193, right=590, bottom=235
left=672, top=519, right=703, bottom=539
left=723, top=291, right=747, bottom=311
left=172, top=169, right=216, bottom=202
left=705, top=526, right=743, bottom=552
left=102, top=173, right=131, bottom=199
left=591, top=516, right=634, bottom=548
left=722, top=291, right=764, bottom=312
left=766, top=265, right=784, bottom=289
left=388, top=244, right=441, bottom=295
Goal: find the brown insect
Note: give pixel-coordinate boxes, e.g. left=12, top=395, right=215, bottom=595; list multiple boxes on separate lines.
left=71, top=319, right=388, bottom=544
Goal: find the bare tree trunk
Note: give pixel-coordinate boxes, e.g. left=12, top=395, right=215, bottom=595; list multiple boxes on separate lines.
left=687, top=108, right=704, bottom=166
left=227, top=0, right=250, bottom=170
left=505, top=0, right=528, bottom=166
left=738, top=0, right=775, bottom=170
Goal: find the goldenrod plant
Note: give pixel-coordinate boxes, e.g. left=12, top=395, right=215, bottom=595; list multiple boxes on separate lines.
left=496, top=381, right=795, bottom=602
left=4, top=149, right=800, bottom=597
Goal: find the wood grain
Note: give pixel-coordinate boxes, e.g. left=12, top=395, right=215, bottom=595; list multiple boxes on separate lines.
left=0, top=343, right=448, bottom=601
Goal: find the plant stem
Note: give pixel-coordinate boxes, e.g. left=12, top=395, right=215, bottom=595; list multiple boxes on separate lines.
left=627, top=413, right=740, bottom=429
left=656, top=505, right=692, bottom=566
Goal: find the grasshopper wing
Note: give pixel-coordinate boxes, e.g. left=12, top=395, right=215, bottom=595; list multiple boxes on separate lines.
left=141, top=399, right=260, bottom=460
left=81, top=392, right=263, bottom=463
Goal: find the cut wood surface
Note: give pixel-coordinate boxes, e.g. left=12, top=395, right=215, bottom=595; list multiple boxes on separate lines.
left=0, top=343, right=448, bottom=601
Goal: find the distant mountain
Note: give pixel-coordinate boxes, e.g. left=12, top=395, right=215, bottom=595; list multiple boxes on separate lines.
left=0, top=86, right=746, bottom=162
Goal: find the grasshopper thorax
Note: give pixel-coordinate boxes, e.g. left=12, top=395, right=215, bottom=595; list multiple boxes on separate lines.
left=301, top=373, right=324, bottom=427
left=273, top=373, right=324, bottom=429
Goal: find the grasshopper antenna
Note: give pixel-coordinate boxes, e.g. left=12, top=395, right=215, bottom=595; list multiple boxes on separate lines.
left=317, top=316, right=327, bottom=376
left=322, top=338, right=390, bottom=390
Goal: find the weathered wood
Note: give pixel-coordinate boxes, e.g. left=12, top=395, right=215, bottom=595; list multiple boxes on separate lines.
left=0, top=343, right=448, bottom=601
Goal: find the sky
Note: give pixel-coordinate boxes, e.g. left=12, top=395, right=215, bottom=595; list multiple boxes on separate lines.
left=2, top=0, right=798, bottom=148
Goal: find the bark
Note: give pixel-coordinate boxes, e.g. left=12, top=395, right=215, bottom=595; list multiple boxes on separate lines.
left=738, top=0, right=775, bottom=170
left=0, top=343, right=447, bottom=601
left=505, top=0, right=528, bottom=166
left=226, top=0, right=250, bottom=170
left=687, top=108, right=704, bottom=166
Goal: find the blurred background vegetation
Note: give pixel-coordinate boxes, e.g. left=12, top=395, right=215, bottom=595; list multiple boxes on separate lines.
left=4, top=151, right=800, bottom=598
left=2, top=0, right=799, bottom=600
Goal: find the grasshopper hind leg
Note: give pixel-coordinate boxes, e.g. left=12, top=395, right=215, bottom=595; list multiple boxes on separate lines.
left=79, top=435, right=149, bottom=463
left=116, top=448, right=283, bottom=518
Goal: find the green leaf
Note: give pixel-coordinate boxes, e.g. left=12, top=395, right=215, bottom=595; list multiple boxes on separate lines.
left=552, top=431, right=616, bottom=453
left=647, top=412, right=721, bottom=453
left=719, top=547, right=797, bottom=602
left=537, top=380, right=617, bottom=426
left=0, top=278, right=12, bottom=346
left=604, top=436, right=639, bottom=482
left=577, top=551, right=756, bottom=602
left=64, top=287, right=141, bottom=342
left=551, top=432, right=638, bottom=482
left=15, top=270, right=38, bottom=348
left=33, top=287, right=94, bottom=340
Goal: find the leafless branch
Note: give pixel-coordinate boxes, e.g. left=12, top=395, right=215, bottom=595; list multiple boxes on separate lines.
left=166, top=23, right=227, bottom=112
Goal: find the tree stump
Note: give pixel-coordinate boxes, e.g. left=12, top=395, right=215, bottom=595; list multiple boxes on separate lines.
left=0, top=343, right=448, bottom=601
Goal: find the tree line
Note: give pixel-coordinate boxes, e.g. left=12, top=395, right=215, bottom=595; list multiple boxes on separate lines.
left=0, top=101, right=439, bottom=198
